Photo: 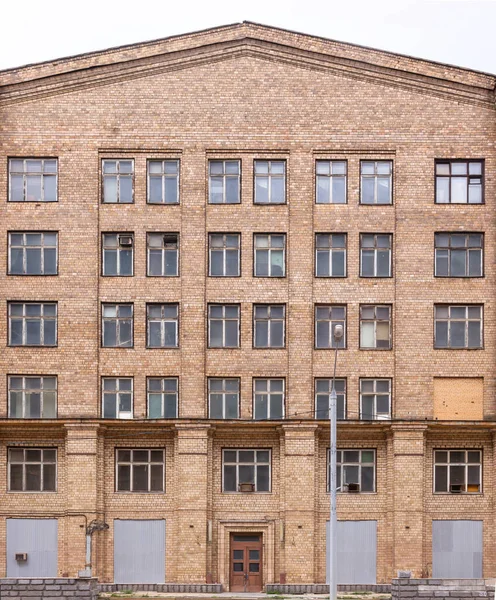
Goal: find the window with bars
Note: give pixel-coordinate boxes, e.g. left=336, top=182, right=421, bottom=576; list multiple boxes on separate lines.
left=8, top=376, right=57, bottom=419
left=116, top=449, right=165, bottom=492
left=147, top=159, right=179, bottom=204
left=222, top=449, right=271, bottom=492
left=434, top=233, right=483, bottom=277
left=102, top=304, right=133, bottom=348
left=8, top=302, right=57, bottom=346
left=8, top=232, right=58, bottom=275
left=102, top=378, right=133, bottom=419
left=208, top=378, right=240, bottom=419
left=434, top=450, right=482, bottom=493
left=209, top=160, right=241, bottom=204
left=254, top=234, right=285, bottom=277
left=102, top=234, right=133, bottom=276
left=253, top=379, right=284, bottom=420
left=360, top=161, right=392, bottom=205
left=315, top=233, right=346, bottom=277
left=360, top=379, right=391, bottom=420
left=147, top=378, right=178, bottom=419
left=360, top=305, right=391, bottom=349
left=253, top=305, right=285, bottom=348
left=147, top=233, right=179, bottom=276
left=254, top=160, right=285, bottom=204
left=327, top=449, right=375, bottom=493
left=9, top=159, right=57, bottom=202
left=315, top=305, right=346, bottom=349
left=209, top=233, right=240, bottom=276
left=434, top=305, right=483, bottom=349
left=147, top=304, right=179, bottom=348
left=208, top=305, right=240, bottom=348
left=360, top=234, right=392, bottom=277
left=316, top=160, right=347, bottom=204
left=8, top=448, right=57, bottom=492
left=102, top=160, right=134, bottom=203
left=435, top=160, right=483, bottom=204
left=315, top=379, right=346, bottom=420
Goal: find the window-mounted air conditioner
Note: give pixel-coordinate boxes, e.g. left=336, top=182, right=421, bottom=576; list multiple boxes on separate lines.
left=15, top=553, right=27, bottom=562
left=450, top=484, right=465, bottom=493
left=239, top=483, right=255, bottom=493
left=343, top=483, right=360, bottom=493
left=119, top=236, right=133, bottom=247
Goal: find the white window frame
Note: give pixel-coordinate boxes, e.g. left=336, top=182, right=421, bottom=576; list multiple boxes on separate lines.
left=8, top=375, right=57, bottom=419
left=102, top=233, right=134, bottom=276
left=147, top=159, right=180, bottom=204
left=102, top=303, right=133, bottom=348
left=315, top=233, right=347, bottom=277
left=222, top=448, right=271, bottom=493
left=208, top=160, right=241, bottom=204
left=147, top=377, right=178, bottom=419
left=146, top=304, right=179, bottom=348
left=208, top=378, right=240, bottom=419
left=254, top=160, right=286, bottom=204
left=208, top=304, right=240, bottom=348
left=360, top=234, right=392, bottom=277
left=253, top=304, right=285, bottom=348
left=102, top=159, right=134, bottom=204
left=253, top=378, right=285, bottom=420
left=315, top=160, right=347, bottom=204
left=360, top=160, right=393, bottom=205
left=359, top=378, right=391, bottom=420
left=147, top=233, right=179, bottom=277
left=254, top=234, right=286, bottom=277
left=359, top=305, right=392, bottom=350
left=102, top=378, right=133, bottom=419
left=208, top=233, right=241, bottom=276
left=8, top=158, right=58, bottom=203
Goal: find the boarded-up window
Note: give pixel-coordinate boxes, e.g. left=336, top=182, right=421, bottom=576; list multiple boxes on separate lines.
left=433, top=378, right=483, bottom=420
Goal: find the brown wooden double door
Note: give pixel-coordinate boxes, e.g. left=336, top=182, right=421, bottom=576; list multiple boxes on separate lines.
left=230, top=534, right=263, bottom=591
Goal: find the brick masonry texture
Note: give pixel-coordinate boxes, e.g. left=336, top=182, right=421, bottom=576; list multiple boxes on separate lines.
left=391, top=578, right=495, bottom=600
left=0, top=22, right=495, bottom=586
left=0, top=577, right=98, bottom=599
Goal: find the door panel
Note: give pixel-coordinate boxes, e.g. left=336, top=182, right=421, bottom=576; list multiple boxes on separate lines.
left=230, top=534, right=262, bottom=591
left=7, top=519, right=58, bottom=577
left=326, top=520, right=377, bottom=584
left=114, top=519, right=165, bottom=583
left=432, top=520, right=482, bottom=578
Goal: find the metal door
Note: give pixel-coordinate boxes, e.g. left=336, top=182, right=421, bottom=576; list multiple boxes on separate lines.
left=230, top=534, right=263, bottom=591
left=432, top=520, right=482, bottom=578
left=7, top=518, right=58, bottom=577
left=326, top=520, right=377, bottom=584
left=114, top=519, right=165, bottom=583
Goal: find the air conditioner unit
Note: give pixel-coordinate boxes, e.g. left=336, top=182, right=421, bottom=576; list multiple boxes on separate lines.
left=450, top=484, right=465, bottom=493
left=163, top=234, right=177, bottom=246
left=239, top=483, right=255, bottom=493
left=15, top=553, right=27, bottom=562
left=119, top=412, right=133, bottom=420
left=119, top=236, right=133, bottom=247
left=346, top=483, right=360, bottom=493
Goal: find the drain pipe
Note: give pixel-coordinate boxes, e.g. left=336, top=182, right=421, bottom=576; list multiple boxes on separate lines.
left=79, top=520, right=109, bottom=578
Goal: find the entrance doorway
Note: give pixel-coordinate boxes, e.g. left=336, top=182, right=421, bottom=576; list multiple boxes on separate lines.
left=230, top=533, right=263, bottom=591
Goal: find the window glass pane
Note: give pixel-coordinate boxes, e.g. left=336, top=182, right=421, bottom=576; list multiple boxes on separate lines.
left=225, top=394, right=239, bottom=419
left=377, top=250, right=390, bottom=276
left=225, top=178, right=239, bottom=204
left=148, top=394, right=163, bottom=418
left=450, top=249, right=466, bottom=276
left=104, top=176, right=117, bottom=202
left=360, top=322, right=374, bottom=348
left=468, top=183, right=482, bottom=204
left=361, top=251, right=374, bottom=276
left=150, top=464, right=163, bottom=491
left=361, top=178, right=374, bottom=204
left=254, top=394, right=267, bottom=420
left=451, top=177, right=467, bottom=203
left=10, top=175, right=24, bottom=201
left=316, top=251, right=330, bottom=277
left=436, top=250, right=449, bottom=276
left=450, top=321, right=466, bottom=348
left=164, top=395, right=177, bottom=417
left=316, top=176, right=330, bottom=203
left=132, top=465, right=148, bottom=491
left=435, top=321, right=448, bottom=348
left=239, top=465, right=255, bottom=484
left=332, top=177, right=346, bottom=203
left=271, top=321, right=284, bottom=347
left=10, top=464, right=23, bottom=490
left=376, top=178, right=390, bottom=204
left=450, top=465, right=465, bottom=485
left=332, top=250, right=345, bottom=277
left=255, top=177, right=269, bottom=203
left=43, top=392, right=57, bottom=418
left=467, top=465, right=480, bottom=486
left=467, top=321, right=481, bottom=348
left=27, top=175, right=42, bottom=201
left=255, top=321, right=269, bottom=347
left=271, top=250, right=284, bottom=276
left=26, top=464, right=41, bottom=491
left=44, top=248, right=57, bottom=274
left=270, top=395, right=283, bottom=419
left=119, top=177, right=133, bottom=203
left=255, top=250, right=269, bottom=276
left=43, top=175, right=57, bottom=202
left=436, top=178, right=449, bottom=203
left=271, top=177, right=285, bottom=203
left=165, top=177, right=178, bottom=204
left=435, top=465, right=448, bottom=492
left=257, top=465, right=270, bottom=491
left=361, top=466, right=374, bottom=491
left=210, top=251, right=224, bottom=276
left=316, top=320, right=330, bottom=348
left=43, top=464, right=56, bottom=491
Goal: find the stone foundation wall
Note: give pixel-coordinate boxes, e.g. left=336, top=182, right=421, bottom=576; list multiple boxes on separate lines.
left=392, top=578, right=495, bottom=600
left=0, top=578, right=98, bottom=599
left=98, top=582, right=223, bottom=593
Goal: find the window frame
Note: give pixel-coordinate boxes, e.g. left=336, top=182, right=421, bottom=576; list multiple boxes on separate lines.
left=208, top=378, right=240, bottom=419
left=253, top=160, right=286, bottom=205
left=253, top=304, right=286, bottom=349
left=433, top=449, right=482, bottom=494
left=101, top=303, right=134, bottom=348
left=115, top=448, right=165, bottom=493
left=8, top=301, right=58, bottom=347
left=315, top=233, right=347, bottom=278
left=434, top=232, right=484, bottom=278
left=315, top=159, right=348, bottom=204
left=207, top=304, right=240, bottom=348
left=359, top=160, right=393, bottom=205
left=253, top=233, right=286, bottom=278
left=359, top=304, right=392, bottom=350
left=359, top=233, right=393, bottom=278
left=359, top=378, right=392, bottom=420
left=434, top=159, right=484, bottom=205
left=147, top=377, right=179, bottom=419
left=8, top=231, right=58, bottom=276
left=208, top=159, right=241, bottom=204
left=434, top=304, right=483, bottom=349
left=101, top=159, right=134, bottom=204
left=315, top=378, right=347, bottom=420
left=327, top=449, right=376, bottom=493
left=101, top=233, right=134, bottom=277
left=252, top=378, right=285, bottom=420
left=8, top=158, right=58, bottom=203
left=208, top=233, right=241, bottom=277
left=222, top=448, right=272, bottom=493
left=101, top=377, right=134, bottom=419
left=315, top=304, right=347, bottom=349
left=147, top=159, right=180, bottom=205
left=146, top=232, right=179, bottom=277
left=8, top=447, right=57, bottom=493
left=8, top=375, right=58, bottom=419
left=146, top=303, right=180, bottom=349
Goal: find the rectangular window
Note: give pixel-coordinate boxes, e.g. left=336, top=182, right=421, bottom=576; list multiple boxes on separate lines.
left=102, top=378, right=133, bottom=419
left=102, top=304, right=133, bottom=348
left=315, top=379, right=346, bottom=420
left=147, top=159, right=179, bottom=204
left=8, top=302, right=57, bottom=346
left=316, top=160, right=347, bottom=204
left=254, top=234, right=285, bottom=277
left=8, top=376, right=57, bottom=419
left=360, top=234, right=392, bottom=277
left=147, top=304, right=179, bottom=348
left=209, top=160, right=240, bottom=204
left=315, top=305, right=346, bottom=349
left=208, top=304, right=240, bottom=348
left=360, top=305, right=391, bottom=349
left=116, top=449, right=165, bottom=492
left=360, top=161, right=392, bottom=205
left=208, top=378, right=240, bottom=419
left=8, top=232, right=58, bottom=275
left=147, top=377, right=178, bottom=419
left=360, top=379, right=391, bottom=420
left=434, top=305, right=483, bottom=349
left=435, top=233, right=483, bottom=277
left=254, top=160, right=285, bottom=204
left=222, top=449, right=271, bottom=492
left=253, top=379, right=284, bottom=420
left=315, top=233, right=346, bottom=277
left=253, top=305, right=285, bottom=348
left=8, top=448, right=56, bottom=492
left=9, top=159, right=57, bottom=202
left=327, top=449, right=375, bottom=493
left=209, top=233, right=240, bottom=276
left=102, top=159, right=134, bottom=203
left=147, top=233, right=179, bottom=276
left=433, top=450, right=482, bottom=493
left=102, top=234, right=133, bottom=276
left=435, top=160, right=483, bottom=204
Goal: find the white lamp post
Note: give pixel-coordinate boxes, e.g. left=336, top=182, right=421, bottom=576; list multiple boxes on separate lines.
left=329, top=323, right=343, bottom=600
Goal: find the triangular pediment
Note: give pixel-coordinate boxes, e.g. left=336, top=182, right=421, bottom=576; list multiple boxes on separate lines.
left=0, top=22, right=494, bottom=108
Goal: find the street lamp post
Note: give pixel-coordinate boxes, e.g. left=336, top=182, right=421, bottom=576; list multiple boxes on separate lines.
left=329, top=324, right=343, bottom=600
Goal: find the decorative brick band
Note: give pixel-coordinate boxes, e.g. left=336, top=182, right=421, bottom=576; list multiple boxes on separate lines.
left=0, top=577, right=98, bottom=599
left=98, top=582, right=223, bottom=593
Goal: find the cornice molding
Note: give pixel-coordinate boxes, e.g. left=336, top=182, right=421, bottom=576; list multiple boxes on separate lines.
left=0, top=36, right=494, bottom=109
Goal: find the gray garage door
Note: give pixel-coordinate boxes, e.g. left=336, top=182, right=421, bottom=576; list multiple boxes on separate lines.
left=7, top=518, right=58, bottom=577
left=327, top=520, right=377, bottom=584
left=432, top=520, right=482, bottom=578
left=114, top=519, right=165, bottom=583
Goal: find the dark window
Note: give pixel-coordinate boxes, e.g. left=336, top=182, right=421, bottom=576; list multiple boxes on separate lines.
left=254, top=161, right=285, bottom=204
left=102, top=304, right=133, bottom=348
left=8, top=302, right=57, bottom=346
left=147, top=160, right=179, bottom=204
left=360, top=305, right=391, bottom=349
left=315, top=233, right=346, bottom=277
left=147, top=378, right=178, bottom=419
left=8, top=376, right=57, bottom=419
left=102, top=378, right=133, bottom=419
left=360, top=234, right=392, bottom=277
left=147, top=233, right=179, bottom=276
left=102, top=160, right=134, bottom=203
left=253, top=379, right=284, bottom=420
left=254, top=234, right=285, bottom=277
left=435, top=233, right=483, bottom=277
left=116, top=449, right=164, bottom=492
left=222, top=449, right=271, bottom=492
left=208, top=378, right=240, bottom=419
left=209, top=234, right=240, bottom=276
left=8, top=448, right=57, bottom=492
left=253, top=305, right=285, bottom=348
left=434, top=450, right=481, bottom=493
left=102, top=234, right=133, bottom=276
left=208, top=305, right=240, bottom=348
left=434, top=305, right=483, bottom=349
left=435, top=161, right=483, bottom=204
left=360, top=379, right=391, bottom=420
left=360, top=161, right=392, bottom=204
left=209, top=160, right=240, bottom=204
left=315, top=305, right=346, bottom=349
left=316, top=160, right=347, bottom=204
left=327, top=449, right=375, bottom=493
left=8, top=232, right=58, bottom=275
left=9, top=159, right=57, bottom=202
left=147, top=304, right=179, bottom=348
left=315, top=379, right=346, bottom=420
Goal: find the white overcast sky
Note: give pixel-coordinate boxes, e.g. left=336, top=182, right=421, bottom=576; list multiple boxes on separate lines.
left=1, top=0, right=495, bottom=74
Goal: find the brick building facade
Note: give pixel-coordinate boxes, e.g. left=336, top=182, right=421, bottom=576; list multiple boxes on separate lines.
left=0, top=22, right=494, bottom=587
